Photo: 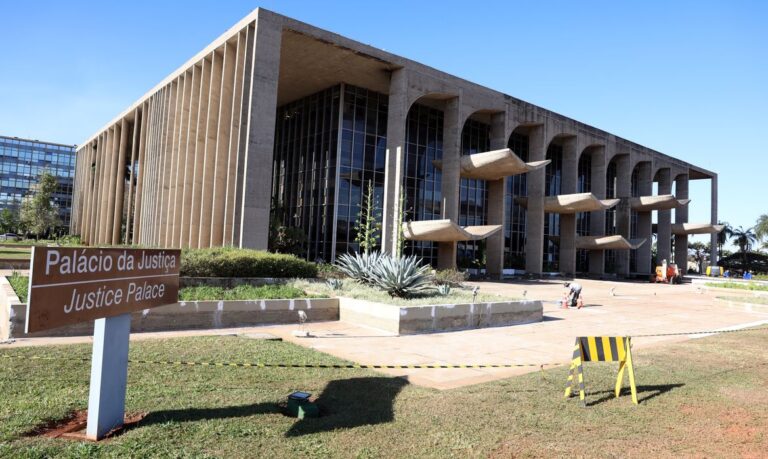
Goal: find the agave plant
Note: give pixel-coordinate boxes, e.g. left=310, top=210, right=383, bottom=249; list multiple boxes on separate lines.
left=335, top=251, right=383, bottom=284
left=369, top=254, right=433, bottom=298
left=436, top=283, right=451, bottom=296
left=325, top=278, right=343, bottom=291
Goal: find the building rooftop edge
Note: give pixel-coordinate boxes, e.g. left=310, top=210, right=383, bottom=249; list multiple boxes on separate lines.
left=0, top=134, right=77, bottom=149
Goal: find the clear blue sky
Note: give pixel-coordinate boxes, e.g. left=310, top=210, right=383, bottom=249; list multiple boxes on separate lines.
left=1, top=1, right=765, bottom=247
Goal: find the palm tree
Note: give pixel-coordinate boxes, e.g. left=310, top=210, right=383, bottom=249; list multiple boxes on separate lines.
left=731, top=226, right=758, bottom=271
left=688, top=241, right=708, bottom=273
left=717, top=221, right=733, bottom=255
left=755, top=214, right=768, bottom=242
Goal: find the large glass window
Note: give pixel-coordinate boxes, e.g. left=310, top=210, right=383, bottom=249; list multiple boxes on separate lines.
left=402, top=103, right=443, bottom=266
left=273, top=86, right=341, bottom=262
left=543, top=143, right=563, bottom=272
left=458, top=118, right=490, bottom=268
left=604, top=159, right=618, bottom=273
left=504, top=132, right=528, bottom=270
left=576, top=153, right=592, bottom=272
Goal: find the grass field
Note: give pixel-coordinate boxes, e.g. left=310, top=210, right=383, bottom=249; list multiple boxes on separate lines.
left=706, top=281, right=768, bottom=292
left=0, top=248, right=31, bottom=260
left=179, top=284, right=322, bottom=301
left=1, top=330, right=766, bottom=458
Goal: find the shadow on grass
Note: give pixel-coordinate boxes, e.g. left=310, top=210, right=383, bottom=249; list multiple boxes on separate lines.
left=133, top=402, right=281, bottom=428
left=285, top=376, right=408, bottom=437
left=584, top=383, right=685, bottom=406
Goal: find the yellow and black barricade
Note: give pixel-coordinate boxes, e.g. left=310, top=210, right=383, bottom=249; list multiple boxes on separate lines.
left=564, top=336, right=637, bottom=405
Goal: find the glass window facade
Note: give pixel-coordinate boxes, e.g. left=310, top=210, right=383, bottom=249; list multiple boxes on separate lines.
left=576, top=153, right=592, bottom=272
left=272, top=84, right=388, bottom=262
left=543, top=143, right=563, bottom=272
left=0, top=135, right=75, bottom=232
left=458, top=118, right=490, bottom=268
left=504, top=132, right=528, bottom=269
left=604, top=159, right=618, bottom=273
left=272, top=86, right=341, bottom=262
left=629, top=165, right=640, bottom=272
left=402, top=103, right=443, bottom=266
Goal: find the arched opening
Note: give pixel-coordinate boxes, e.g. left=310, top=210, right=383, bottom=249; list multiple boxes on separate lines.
left=543, top=136, right=566, bottom=272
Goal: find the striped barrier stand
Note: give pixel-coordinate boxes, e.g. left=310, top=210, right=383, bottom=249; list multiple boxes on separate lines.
left=564, top=336, right=637, bottom=405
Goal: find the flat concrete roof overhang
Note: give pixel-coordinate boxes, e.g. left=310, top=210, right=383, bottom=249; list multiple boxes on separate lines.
left=402, top=220, right=501, bottom=242
left=516, top=193, right=620, bottom=214
left=575, top=235, right=647, bottom=251
left=671, top=223, right=725, bottom=235
left=630, top=195, right=691, bottom=211
left=432, top=148, right=549, bottom=181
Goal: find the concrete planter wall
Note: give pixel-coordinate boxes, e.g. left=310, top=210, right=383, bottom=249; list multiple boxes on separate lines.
left=338, top=297, right=543, bottom=335
left=1, top=286, right=337, bottom=339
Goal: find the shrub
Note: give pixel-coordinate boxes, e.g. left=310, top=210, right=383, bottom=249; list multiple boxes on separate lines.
left=317, top=262, right=344, bottom=280
left=325, top=279, right=343, bottom=290
left=179, top=284, right=315, bottom=301
left=335, top=251, right=383, bottom=284
left=434, top=268, right=469, bottom=287
left=180, top=247, right=317, bottom=278
left=436, top=284, right=451, bottom=296
left=369, top=254, right=433, bottom=298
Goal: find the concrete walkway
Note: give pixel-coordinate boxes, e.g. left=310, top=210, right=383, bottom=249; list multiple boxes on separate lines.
left=4, top=278, right=768, bottom=390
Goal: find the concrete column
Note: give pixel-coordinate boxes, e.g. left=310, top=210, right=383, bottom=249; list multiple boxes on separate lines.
left=636, top=162, right=653, bottom=274
left=210, top=42, right=237, bottom=246
left=180, top=65, right=202, bottom=248
left=588, top=147, right=606, bottom=275
left=100, top=128, right=116, bottom=244
left=161, top=79, right=181, bottom=247
left=437, top=97, right=461, bottom=270
left=381, top=68, right=408, bottom=254
left=525, top=126, right=546, bottom=275
left=132, top=103, right=148, bottom=244
left=710, top=174, right=719, bottom=266
left=199, top=50, right=224, bottom=248
left=239, top=13, right=282, bottom=249
left=124, top=109, right=140, bottom=244
left=223, top=30, right=248, bottom=247
left=559, top=137, right=578, bottom=275
left=657, top=168, right=672, bottom=264
left=615, top=155, right=632, bottom=276
left=112, top=119, right=129, bottom=245
left=486, top=112, right=506, bottom=278
left=674, top=174, right=690, bottom=269
left=189, top=58, right=211, bottom=248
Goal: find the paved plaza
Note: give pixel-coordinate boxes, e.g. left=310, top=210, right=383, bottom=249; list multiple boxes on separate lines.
left=5, top=278, right=767, bottom=390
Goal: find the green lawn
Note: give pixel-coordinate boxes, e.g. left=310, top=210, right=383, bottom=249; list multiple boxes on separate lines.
left=0, top=248, right=31, bottom=260
left=179, top=284, right=323, bottom=301
left=705, top=281, right=768, bottom=292
left=1, top=329, right=766, bottom=457
left=6, top=273, right=28, bottom=303
left=718, top=295, right=768, bottom=305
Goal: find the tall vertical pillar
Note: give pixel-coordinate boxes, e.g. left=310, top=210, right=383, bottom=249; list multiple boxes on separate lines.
left=559, top=137, right=578, bottom=276
left=524, top=126, right=546, bottom=275
left=674, top=174, right=690, bottom=269
left=588, top=147, right=606, bottom=275
left=710, top=174, right=719, bottom=266
left=112, top=119, right=129, bottom=245
left=239, top=13, right=282, bottom=249
left=438, top=97, right=461, bottom=270
left=656, top=168, right=672, bottom=264
left=486, top=112, right=507, bottom=278
left=381, top=68, right=408, bottom=255
left=615, top=155, right=632, bottom=276
left=636, top=162, right=653, bottom=275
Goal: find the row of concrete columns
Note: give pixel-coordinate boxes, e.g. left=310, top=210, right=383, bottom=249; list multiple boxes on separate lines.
left=72, top=24, right=277, bottom=249
left=378, top=67, right=700, bottom=276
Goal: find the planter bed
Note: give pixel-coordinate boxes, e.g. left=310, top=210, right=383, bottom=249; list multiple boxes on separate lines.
left=338, top=297, right=543, bottom=335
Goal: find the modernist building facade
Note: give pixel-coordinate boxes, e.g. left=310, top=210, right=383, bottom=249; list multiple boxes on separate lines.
left=1, top=135, right=76, bottom=230
left=71, top=8, right=719, bottom=276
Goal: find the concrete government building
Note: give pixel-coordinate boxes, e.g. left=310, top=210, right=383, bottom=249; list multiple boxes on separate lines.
left=71, top=8, right=720, bottom=277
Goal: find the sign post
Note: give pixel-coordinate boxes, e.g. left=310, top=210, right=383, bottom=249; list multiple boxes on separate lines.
left=26, top=247, right=180, bottom=440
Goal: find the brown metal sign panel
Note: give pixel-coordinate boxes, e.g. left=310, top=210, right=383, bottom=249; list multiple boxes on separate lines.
left=26, top=247, right=181, bottom=333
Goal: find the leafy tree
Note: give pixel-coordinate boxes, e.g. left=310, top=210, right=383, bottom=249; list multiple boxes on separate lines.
left=353, top=180, right=381, bottom=254
left=688, top=241, right=708, bottom=273
left=19, top=171, right=61, bottom=239
left=0, top=207, right=19, bottom=233
left=268, top=225, right=307, bottom=257
left=755, top=214, right=768, bottom=241
left=730, top=226, right=758, bottom=271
